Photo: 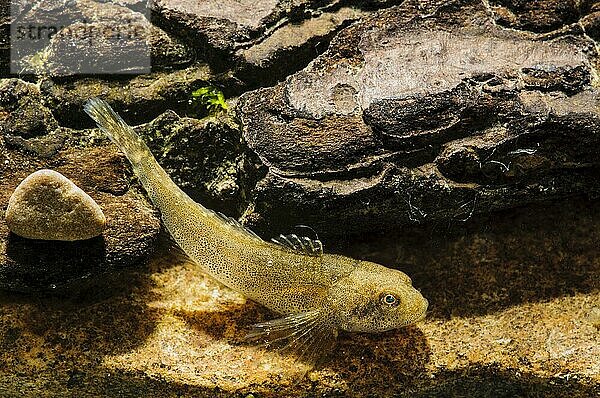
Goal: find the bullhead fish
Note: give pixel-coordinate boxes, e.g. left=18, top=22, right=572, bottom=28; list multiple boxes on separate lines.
left=84, top=98, right=428, bottom=366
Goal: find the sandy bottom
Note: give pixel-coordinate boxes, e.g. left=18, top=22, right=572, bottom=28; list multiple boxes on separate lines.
left=0, top=198, right=599, bottom=397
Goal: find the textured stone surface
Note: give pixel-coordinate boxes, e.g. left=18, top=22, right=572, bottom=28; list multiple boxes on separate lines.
left=5, top=169, right=106, bottom=241
left=0, top=79, right=58, bottom=138
left=582, top=10, right=600, bottom=42
left=150, top=0, right=333, bottom=56
left=0, top=79, right=161, bottom=292
left=40, top=65, right=213, bottom=128
left=234, top=6, right=367, bottom=87
left=150, top=0, right=400, bottom=87
left=12, top=0, right=192, bottom=75
left=487, top=0, right=595, bottom=33
left=237, top=0, right=600, bottom=237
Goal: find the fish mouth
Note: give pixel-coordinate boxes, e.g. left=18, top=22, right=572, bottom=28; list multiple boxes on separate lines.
left=409, top=297, right=429, bottom=324
left=396, top=306, right=428, bottom=329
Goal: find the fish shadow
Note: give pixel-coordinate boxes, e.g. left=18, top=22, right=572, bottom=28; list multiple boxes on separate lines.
left=174, top=301, right=267, bottom=342
left=327, top=326, right=431, bottom=387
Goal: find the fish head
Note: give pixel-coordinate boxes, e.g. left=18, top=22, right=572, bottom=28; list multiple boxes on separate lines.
left=332, top=260, right=428, bottom=333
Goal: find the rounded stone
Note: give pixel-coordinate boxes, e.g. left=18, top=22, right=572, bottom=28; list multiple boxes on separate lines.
left=5, top=169, right=106, bottom=241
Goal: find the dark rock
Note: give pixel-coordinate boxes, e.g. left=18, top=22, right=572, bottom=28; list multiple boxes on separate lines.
left=487, top=0, right=594, bottom=33
left=581, top=11, right=600, bottom=42
left=237, top=0, right=600, bottom=237
left=3, top=128, right=68, bottom=158
left=0, top=79, right=58, bottom=138
left=134, top=110, right=260, bottom=214
left=44, top=21, right=152, bottom=75
left=40, top=64, right=213, bottom=128
left=0, top=79, right=161, bottom=293
left=0, top=1, right=10, bottom=77
left=10, top=0, right=86, bottom=67
left=12, top=0, right=193, bottom=75
left=150, top=0, right=402, bottom=87
left=150, top=0, right=310, bottom=62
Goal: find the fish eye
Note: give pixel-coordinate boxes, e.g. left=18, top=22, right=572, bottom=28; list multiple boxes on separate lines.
left=380, top=293, right=399, bottom=307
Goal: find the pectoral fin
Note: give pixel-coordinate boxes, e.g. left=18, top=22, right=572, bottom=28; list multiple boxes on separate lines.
left=245, top=310, right=337, bottom=367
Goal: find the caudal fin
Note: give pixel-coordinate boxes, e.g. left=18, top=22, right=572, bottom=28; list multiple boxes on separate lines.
left=84, top=97, right=183, bottom=208
left=84, top=98, right=150, bottom=168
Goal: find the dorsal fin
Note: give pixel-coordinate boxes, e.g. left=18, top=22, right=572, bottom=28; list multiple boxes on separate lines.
left=215, top=211, right=261, bottom=239
left=271, top=233, right=323, bottom=257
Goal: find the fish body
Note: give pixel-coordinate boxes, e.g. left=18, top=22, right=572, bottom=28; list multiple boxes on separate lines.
left=84, top=98, right=428, bottom=365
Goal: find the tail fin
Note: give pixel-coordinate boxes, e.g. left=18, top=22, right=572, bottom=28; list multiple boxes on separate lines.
left=84, top=98, right=149, bottom=170
left=84, top=98, right=184, bottom=208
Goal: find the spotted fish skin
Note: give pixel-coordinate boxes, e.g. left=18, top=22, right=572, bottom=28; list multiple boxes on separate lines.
left=84, top=98, right=428, bottom=366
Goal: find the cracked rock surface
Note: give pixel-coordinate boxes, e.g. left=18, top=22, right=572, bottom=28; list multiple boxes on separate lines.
left=238, top=0, right=600, bottom=237
left=151, top=0, right=403, bottom=87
